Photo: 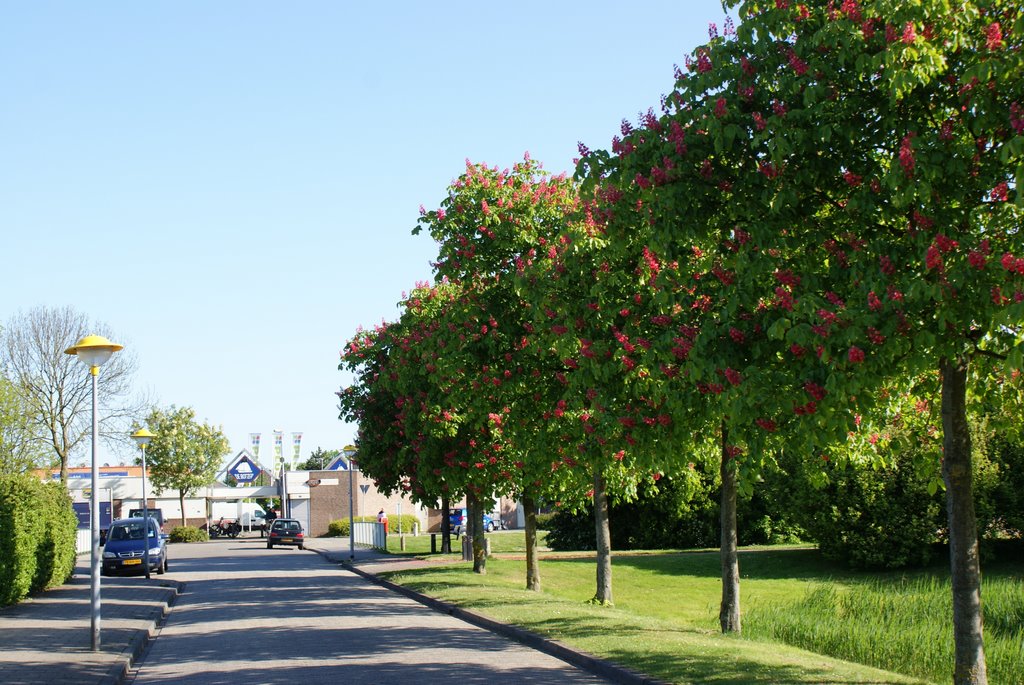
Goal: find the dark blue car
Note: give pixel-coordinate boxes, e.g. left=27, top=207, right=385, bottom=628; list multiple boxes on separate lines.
left=101, top=516, right=168, bottom=576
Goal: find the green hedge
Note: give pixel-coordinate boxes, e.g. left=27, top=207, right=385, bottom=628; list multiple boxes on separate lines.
left=0, top=474, right=78, bottom=606
left=168, top=525, right=208, bottom=543
left=326, top=514, right=421, bottom=537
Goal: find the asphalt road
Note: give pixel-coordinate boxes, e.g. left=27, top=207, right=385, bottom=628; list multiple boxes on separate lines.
left=126, top=537, right=611, bottom=685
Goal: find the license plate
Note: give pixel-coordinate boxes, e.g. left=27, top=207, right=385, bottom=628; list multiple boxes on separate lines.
left=279, top=538, right=292, bottom=543
left=123, top=558, right=142, bottom=565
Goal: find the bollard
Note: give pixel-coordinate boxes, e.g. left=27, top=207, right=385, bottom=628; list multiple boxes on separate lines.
left=461, top=535, right=473, bottom=561
left=485, top=537, right=492, bottom=557
left=430, top=533, right=437, bottom=554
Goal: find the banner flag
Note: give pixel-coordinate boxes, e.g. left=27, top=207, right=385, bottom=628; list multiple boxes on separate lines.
left=273, top=431, right=284, bottom=471
left=292, top=432, right=302, bottom=469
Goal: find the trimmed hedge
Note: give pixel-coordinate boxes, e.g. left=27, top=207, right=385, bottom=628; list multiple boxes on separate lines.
left=0, top=474, right=78, bottom=606
left=168, top=525, right=208, bottom=543
left=326, top=514, right=421, bottom=537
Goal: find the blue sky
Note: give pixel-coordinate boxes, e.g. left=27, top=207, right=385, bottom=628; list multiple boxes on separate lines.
left=1, top=1, right=729, bottom=468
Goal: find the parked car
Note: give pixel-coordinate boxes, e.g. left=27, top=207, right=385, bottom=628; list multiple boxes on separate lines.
left=266, top=518, right=305, bottom=550
left=449, top=508, right=498, bottom=535
left=128, top=508, right=164, bottom=529
left=102, top=516, right=168, bottom=576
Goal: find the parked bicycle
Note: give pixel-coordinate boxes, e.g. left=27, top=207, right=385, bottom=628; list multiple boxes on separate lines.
left=209, top=517, right=241, bottom=539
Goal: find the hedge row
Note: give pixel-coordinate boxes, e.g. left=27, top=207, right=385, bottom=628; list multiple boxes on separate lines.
left=0, top=474, right=79, bottom=606
left=326, top=514, right=421, bottom=537
left=168, top=526, right=208, bottom=543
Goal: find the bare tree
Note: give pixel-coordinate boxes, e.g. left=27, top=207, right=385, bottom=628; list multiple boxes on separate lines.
left=0, top=306, right=144, bottom=482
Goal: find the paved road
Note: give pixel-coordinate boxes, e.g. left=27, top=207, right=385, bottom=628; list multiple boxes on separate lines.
left=127, top=537, right=611, bottom=684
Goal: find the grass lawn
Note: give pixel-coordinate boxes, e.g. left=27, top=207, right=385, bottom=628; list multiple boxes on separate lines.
left=377, top=532, right=1023, bottom=684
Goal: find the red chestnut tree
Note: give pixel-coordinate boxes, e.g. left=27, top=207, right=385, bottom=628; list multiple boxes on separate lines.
left=579, top=1, right=1022, bottom=681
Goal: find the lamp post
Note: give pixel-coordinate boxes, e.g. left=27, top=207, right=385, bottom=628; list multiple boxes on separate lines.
left=343, top=445, right=357, bottom=561
left=65, top=334, right=123, bottom=651
left=131, top=428, right=155, bottom=579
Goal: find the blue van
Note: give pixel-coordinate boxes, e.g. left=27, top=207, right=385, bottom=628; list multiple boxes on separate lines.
left=101, top=516, right=168, bottom=576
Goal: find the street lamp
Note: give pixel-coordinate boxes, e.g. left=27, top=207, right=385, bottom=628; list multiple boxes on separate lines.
left=65, top=334, right=123, bottom=651
left=131, top=428, right=155, bottom=579
left=343, top=445, right=357, bottom=561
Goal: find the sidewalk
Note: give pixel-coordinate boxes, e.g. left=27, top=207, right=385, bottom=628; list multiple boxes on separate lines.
left=0, top=562, right=181, bottom=685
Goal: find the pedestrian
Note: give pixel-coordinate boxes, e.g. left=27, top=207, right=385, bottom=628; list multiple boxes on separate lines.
left=262, top=507, right=277, bottom=538
left=377, top=508, right=389, bottom=534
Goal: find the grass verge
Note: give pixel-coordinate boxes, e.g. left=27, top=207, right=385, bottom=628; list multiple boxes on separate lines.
left=378, top=534, right=1023, bottom=684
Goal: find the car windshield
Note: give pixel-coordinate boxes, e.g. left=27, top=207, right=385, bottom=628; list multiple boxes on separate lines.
left=109, top=522, right=151, bottom=541
left=273, top=521, right=301, bottom=532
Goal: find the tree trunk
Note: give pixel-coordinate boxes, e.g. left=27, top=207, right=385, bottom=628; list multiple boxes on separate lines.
left=468, top=491, right=486, bottom=574
left=719, top=422, right=741, bottom=633
left=440, top=494, right=452, bottom=554
left=179, top=490, right=187, bottom=528
left=523, top=492, right=541, bottom=592
left=592, top=468, right=613, bottom=605
left=942, top=357, right=987, bottom=684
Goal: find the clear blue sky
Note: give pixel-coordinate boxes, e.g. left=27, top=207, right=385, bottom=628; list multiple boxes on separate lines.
left=1, top=1, right=729, bottom=468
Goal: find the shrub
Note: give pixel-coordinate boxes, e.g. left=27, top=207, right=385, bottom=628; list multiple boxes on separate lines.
left=970, top=418, right=1024, bottom=542
left=545, top=509, right=597, bottom=551
left=31, top=482, right=77, bottom=594
left=0, top=474, right=78, bottom=606
left=387, top=513, right=420, bottom=534
left=0, top=475, right=44, bottom=605
left=534, top=512, right=555, bottom=530
left=325, top=516, right=375, bottom=537
left=168, top=526, right=208, bottom=543
left=326, top=514, right=421, bottom=537
left=784, top=447, right=942, bottom=570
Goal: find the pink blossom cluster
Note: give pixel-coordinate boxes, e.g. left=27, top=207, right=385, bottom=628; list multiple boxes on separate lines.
left=804, top=381, right=827, bottom=401
left=1011, top=103, right=1024, bottom=135
left=1001, top=252, right=1024, bottom=274
left=985, top=22, right=1003, bottom=50
left=899, top=133, right=916, bottom=177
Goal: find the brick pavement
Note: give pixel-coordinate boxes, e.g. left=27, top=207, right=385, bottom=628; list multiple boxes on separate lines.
left=0, top=562, right=181, bottom=685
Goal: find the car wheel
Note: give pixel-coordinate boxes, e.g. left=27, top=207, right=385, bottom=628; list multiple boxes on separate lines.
left=485, top=522, right=494, bottom=532
left=157, top=558, right=166, bottom=575
left=298, top=544, right=304, bottom=550
left=267, top=543, right=273, bottom=549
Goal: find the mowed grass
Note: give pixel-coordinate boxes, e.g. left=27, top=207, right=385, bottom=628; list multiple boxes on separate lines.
left=379, top=532, right=1023, bottom=684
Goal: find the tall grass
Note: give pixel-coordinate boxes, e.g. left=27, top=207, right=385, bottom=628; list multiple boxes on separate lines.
left=744, top=574, right=1024, bottom=684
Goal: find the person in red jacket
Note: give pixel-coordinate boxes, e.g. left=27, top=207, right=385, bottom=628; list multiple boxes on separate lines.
left=376, top=508, right=389, bottom=534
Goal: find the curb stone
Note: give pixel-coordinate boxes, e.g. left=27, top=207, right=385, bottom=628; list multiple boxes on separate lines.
left=110, top=580, right=184, bottom=685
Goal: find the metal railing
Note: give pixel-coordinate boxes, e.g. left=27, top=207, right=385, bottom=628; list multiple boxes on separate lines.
left=351, top=521, right=387, bottom=551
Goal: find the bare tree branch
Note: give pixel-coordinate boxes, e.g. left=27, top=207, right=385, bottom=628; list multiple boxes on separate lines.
left=1, top=305, right=146, bottom=482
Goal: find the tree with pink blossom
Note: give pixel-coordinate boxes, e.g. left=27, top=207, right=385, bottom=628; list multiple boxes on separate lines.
left=576, top=1, right=1022, bottom=681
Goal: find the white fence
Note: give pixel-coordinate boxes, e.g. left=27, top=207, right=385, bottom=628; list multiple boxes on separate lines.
left=76, top=529, right=90, bottom=554
left=351, top=521, right=387, bottom=550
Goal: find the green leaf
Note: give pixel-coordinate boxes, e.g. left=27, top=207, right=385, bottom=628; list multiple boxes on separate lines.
left=1017, top=164, right=1024, bottom=208
left=767, top=318, right=790, bottom=340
